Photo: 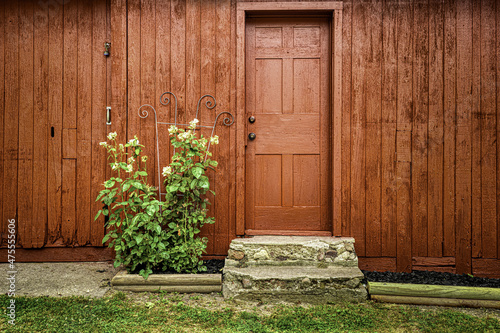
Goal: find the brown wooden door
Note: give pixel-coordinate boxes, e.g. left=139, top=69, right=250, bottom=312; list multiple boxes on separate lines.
left=245, top=17, right=331, bottom=235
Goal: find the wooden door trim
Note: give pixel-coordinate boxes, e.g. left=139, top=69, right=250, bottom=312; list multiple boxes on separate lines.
left=235, top=2, right=343, bottom=236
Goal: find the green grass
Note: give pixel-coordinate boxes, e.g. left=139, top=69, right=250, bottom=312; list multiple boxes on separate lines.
left=1, top=294, right=499, bottom=333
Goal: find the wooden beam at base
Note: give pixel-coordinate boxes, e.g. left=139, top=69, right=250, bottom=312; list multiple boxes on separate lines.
left=473, top=259, right=500, bottom=278
left=0, top=247, right=113, bottom=262
left=358, top=257, right=396, bottom=272
left=371, top=295, right=500, bottom=309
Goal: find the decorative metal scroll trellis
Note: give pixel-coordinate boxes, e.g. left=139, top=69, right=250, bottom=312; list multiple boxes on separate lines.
left=137, top=93, right=234, bottom=201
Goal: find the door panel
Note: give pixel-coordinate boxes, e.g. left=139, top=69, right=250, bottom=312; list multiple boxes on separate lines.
left=245, top=17, right=331, bottom=233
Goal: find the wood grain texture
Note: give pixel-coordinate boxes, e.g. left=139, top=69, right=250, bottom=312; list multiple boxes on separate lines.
left=396, top=0, right=413, bottom=272
left=199, top=0, right=216, bottom=252
left=76, top=0, right=93, bottom=246
left=471, top=0, right=481, bottom=259
left=341, top=0, right=352, bottom=238
left=443, top=0, right=456, bottom=258
left=33, top=2, right=49, bottom=248
left=3, top=1, right=19, bottom=248
left=332, top=9, right=343, bottom=236
left=381, top=0, right=397, bottom=257
left=18, top=0, right=34, bottom=248
left=455, top=0, right=473, bottom=274
left=412, top=0, right=429, bottom=257
left=90, top=0, right=108, bottom=246
left=351, top=0, right=367, bottom=256
left=480, top=0, right=497, bottom=259
left=427, top=0, right=444, bottom=258
left=47, top=0, right=63, bottom=246
left=364, top=0, right=382, bottom=258
left=214, top=0, right=231, bottom=255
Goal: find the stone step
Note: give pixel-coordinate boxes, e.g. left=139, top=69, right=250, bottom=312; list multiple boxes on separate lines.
left=223, top=265, right=367, bottom=304
left=226, top=236, right=358, bottom=268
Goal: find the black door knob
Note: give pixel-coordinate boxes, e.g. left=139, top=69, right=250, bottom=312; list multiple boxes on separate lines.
left=248, top=116, right=256, bottom=123
left=248, top=133, right=256, bottom=140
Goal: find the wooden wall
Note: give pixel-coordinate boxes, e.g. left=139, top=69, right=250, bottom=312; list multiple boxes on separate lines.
left=0, top=0, right=112, bottom=260
left=341, top=0, right=500, bottom=276
left=1, top=0, right=500, bottom=277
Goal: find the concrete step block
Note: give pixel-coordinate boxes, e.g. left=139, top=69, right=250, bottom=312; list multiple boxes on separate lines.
left=223, top=265, right=367, bottom=304
left=227, top=236, right=358, bottom=268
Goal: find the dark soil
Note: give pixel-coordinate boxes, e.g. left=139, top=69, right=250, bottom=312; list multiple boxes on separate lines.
left=362, top=270, right=500, bottom=288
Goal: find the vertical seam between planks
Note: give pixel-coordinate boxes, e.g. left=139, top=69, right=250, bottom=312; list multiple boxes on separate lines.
left=350, top=0, right=353, bottom=237
left=441, top=0, right=445, bottom=256
left=377, top=1, right=385, bottom=252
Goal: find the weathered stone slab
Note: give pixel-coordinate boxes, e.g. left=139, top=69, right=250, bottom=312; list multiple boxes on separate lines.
left=226, top=236, right=358, bottom=267
left=223, top=266, right=367, bottom=304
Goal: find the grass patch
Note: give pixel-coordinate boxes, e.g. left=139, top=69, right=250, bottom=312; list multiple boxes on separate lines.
left=1, top=294, right=499, bottom=332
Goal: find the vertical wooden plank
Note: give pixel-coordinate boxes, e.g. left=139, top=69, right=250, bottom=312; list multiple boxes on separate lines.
left=443, top=0, right=456, bottom=258
left=427, top=0, right=444, bottom=257
left=186, top=0, right=200, bottom=123
left=381, top=0, right=397, bottom=257
left=455, top=0, right=473, bottom=274
left=365, top=0, right=382, bottom=257
left=282, top=155, right=293, bottom=207
left=76, top=0, right=93, bottom=246
left=396, top=0, right=413, bottom=272
left=90, top=0, right=108, bottom=246
left=497, top=0, right=500, bottom=261
left=110, top=0, right=127, bottom=149
left=62, top=159, right=76, bottom=246
left=480, top=0, right=497, bottom=258
left=332, top=9, right=342, bottom=236
left=200, top=0, right=215, bottom=253
left=127, top=0, right=140, bottom=150
left=2, top=1, right=18, bottom=247
left=18, top=0, right=34, bottom=248
left=33, top=0, right=49, bottom=248
left=470, top=0, right=481, bottom=259
left=412, top=0, right=429, bottom=257
left=341, top=0, right=352, bottom=237
left=140, top=0, right=156, bottom=187
left=0, top=0, right=5, bottom=246
left=61, top=0, right=78, bottom=245
left=155, top=0, right=171, bottom=233
left=215, top=0, right=231, bottom=254
left=350, top=0, right=367, bottom=256
left=47, top=0, right=63, bottom=246
left=229, top=0, right=237, bottom=244
left=236, top=8, right=245, bottom=236
left=171, top=0, right=186, bottom=125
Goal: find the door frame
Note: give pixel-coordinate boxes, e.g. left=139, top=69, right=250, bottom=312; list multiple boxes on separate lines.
left=235, top=1, right=344, bottom=236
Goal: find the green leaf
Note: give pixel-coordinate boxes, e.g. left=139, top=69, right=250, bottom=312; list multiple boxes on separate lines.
left=135, top=234, right=143, bottom=245
left=155, top=224, right=162, bottom=234
left=198, top=178, right=209, bottom=189
left=104, top=179, right=115, bottom=188
left=94, top=210, right=102, bottom=221
left=122, top=183, right=131, bottom=191
left=102, top=233, right=111, bottom=243
left=192, top=167, right=203, bottom=179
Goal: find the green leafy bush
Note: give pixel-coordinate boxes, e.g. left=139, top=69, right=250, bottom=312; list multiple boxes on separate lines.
left=95, top=120, right=218, bottom=279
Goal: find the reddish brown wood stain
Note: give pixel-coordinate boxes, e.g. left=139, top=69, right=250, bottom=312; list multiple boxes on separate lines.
left=1, top=0, right=500, bottom=277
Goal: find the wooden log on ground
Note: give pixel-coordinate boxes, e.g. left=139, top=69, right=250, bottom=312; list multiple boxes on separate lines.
left=371, top=294, right=500, bottom=309
left=113, top=285, right=222, bottom=293
left=111, top=271, right=222, bottom=286
left=368, top=282, right=500, bottom=301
